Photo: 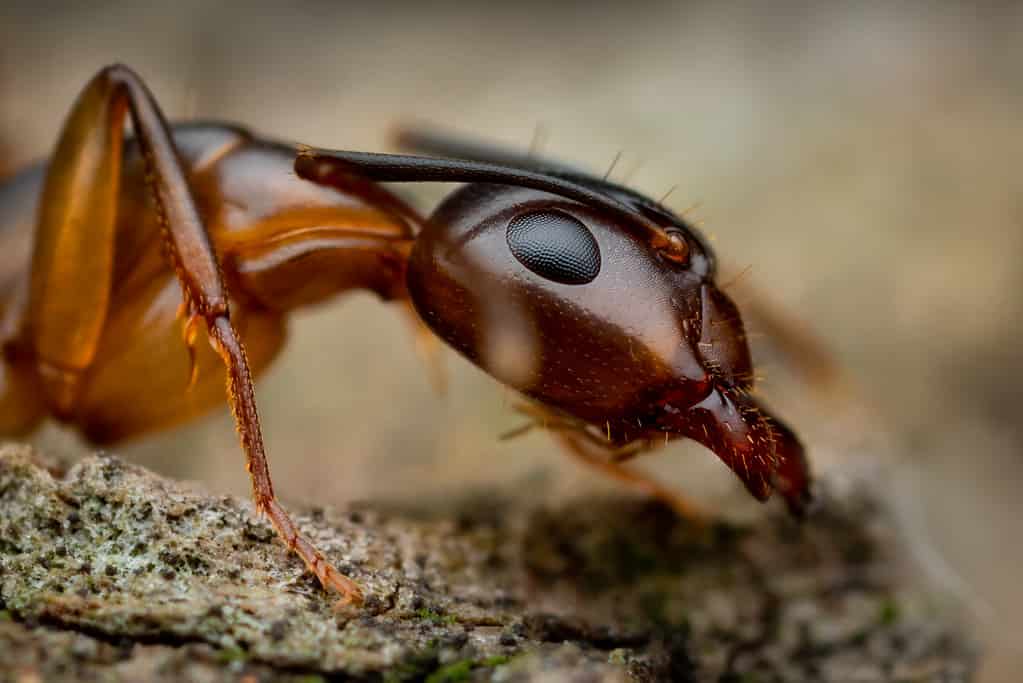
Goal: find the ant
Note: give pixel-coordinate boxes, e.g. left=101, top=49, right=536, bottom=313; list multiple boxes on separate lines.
left=0, top=65, right=812, bottom=606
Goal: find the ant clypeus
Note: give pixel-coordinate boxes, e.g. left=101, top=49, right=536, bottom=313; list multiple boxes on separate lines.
left=0, top=65, right=812, bottom=606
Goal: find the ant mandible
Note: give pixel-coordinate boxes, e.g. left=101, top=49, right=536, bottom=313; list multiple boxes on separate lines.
left=0, top=65, right=812, bottom=606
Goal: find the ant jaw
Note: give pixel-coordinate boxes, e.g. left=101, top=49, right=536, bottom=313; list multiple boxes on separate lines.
left=766, top=415, right=815, bottom=518
left=656, top=383, right=813, bottom=518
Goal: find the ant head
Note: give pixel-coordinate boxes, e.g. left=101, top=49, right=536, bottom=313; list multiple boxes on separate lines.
left=404, top=174, right=752, bottom=415
left=296, top=146, right=810, bottom=516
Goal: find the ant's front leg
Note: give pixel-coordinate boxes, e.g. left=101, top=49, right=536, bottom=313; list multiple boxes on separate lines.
left=553, top=430, right=706, bottom=522
left=505, top=402, right=705, bottom=521
left=22, top=65, right=362, bottom=605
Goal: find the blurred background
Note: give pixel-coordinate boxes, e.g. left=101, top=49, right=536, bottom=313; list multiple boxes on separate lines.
left=2, top=1, right=1021, bottom=680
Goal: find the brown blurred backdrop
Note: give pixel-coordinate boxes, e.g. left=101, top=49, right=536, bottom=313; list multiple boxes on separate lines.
left=1, top=2, right=1021, bottom=680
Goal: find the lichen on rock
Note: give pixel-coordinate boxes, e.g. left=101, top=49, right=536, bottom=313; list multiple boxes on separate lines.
left=0, top=444, right=974, bottom=681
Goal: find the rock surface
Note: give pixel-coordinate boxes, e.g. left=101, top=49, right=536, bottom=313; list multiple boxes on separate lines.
left=0, top=444, right=974, bottom=682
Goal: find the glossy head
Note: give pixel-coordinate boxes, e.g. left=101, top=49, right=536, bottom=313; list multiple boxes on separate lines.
left=294, top=147, right=812, bottom=515
left=406, top=183, right=722, bottom=413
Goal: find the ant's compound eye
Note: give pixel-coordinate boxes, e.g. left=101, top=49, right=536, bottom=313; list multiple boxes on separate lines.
left=506, top=210, right=601, bottom=285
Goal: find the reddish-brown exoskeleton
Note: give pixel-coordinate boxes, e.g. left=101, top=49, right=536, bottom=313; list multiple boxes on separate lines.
left=0, top=65, right=811, bottom=605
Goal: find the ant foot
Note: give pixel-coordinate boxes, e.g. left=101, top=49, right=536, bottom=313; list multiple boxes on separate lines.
left=315, top=561, right=365, bottom=609
left=263, top=499, right=365, bottom=607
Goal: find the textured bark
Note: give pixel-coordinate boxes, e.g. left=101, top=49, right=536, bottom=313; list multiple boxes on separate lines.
left=0, top=444, right=974, bottom=682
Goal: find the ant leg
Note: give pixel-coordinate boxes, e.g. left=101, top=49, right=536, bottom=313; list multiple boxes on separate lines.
left=728, top=272, right=878, bottom=446
left=503, top=401, right=643, bottom=457
left=551, top=430, right=706, bottom=522
left=0, top=285, right=45, bottom=436
left=724, top=273, right=845, bottom=396
left=26, top=65, right=362, bottom=604
left=507, top=402, right=705, bottom=521
left=397, top=303, right=447, bottom=394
